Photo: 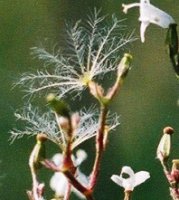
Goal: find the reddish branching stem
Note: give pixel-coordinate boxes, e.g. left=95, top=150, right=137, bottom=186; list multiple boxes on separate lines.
left=160, top=159, right=179, bottom=200
left=63, top=170, right=94, bottom=200
left=89, top=105, right=108, bottom=190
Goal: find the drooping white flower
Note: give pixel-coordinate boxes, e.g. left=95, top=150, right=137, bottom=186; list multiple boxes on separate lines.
left=50, top=149, right=88, bottom=199
left=111, top=166, right=150, bottom=191
left=122, top=0, right=175, bottom=42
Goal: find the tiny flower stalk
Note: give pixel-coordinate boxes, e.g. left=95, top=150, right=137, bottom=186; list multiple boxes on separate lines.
left=106, top=53, right=132, bottom=101
left=46, top=93, right=71, bottom=139
left=88, top=81, right=106, bottom=105
left=28, top=133, right=47, bottom=200
left=124, top=191, right=132, bottom=200
left=47, top=93, right=74, bottom=172
left=88, top=53, right=133, bottom=105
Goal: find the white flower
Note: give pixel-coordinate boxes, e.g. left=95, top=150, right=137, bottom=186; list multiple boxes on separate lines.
left=122, top=0, right=175, bottom=42
left=111, top=166, right=150, bottom=191
left=50, top=149, right=88, bottom=199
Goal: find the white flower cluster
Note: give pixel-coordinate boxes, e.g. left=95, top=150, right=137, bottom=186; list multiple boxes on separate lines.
left=50, top=149, right=88, bottom=199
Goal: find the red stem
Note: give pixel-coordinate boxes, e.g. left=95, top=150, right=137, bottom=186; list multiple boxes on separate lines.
left=89, top=105, right=108, bottom=190
left=63, top=170, right=94, bottom=200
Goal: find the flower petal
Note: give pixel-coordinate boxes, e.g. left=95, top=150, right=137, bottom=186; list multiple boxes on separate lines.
left=140, top=0, right=175, bottom=28
left=140, top=21, right=150, bottom=42
left=75, top=149, right=87, bottom=166
left=111, top=175, right=124, bottom=187
left=119, top=166, right=135, bottom=191
left=134, top=171, right=150, bottom=187
left=50, top=172, right=68, bottom=197
left=51, top=153, right=63, bottom=166
left=120, top=166, right=135, bottom=177
left=122, top=3, right=140, bottom=14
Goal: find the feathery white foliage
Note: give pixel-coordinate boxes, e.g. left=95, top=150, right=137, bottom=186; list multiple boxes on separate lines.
left=10, top=104, right=120, bottom=148
left=72, top=109, right=120, bottom=149
left=10, top=104, right=59, bottom=143
left=17, top=9, right=135, bottom=98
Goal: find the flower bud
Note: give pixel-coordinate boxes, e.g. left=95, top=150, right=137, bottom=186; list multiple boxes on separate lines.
left=36, top=133, right=47, bottom=142
left=156, top=127, right=174, bottom=163
left=47, top=93, right=70, bottom=118
left=56, top=115, right=70, bottom=133
left=117, top=53, right=132, bottom=79
left=163, top=126, right=174, bottom=135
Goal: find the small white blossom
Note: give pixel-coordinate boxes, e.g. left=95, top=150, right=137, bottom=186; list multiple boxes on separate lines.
left=111, top=166, right=150, bottom=191
left=50, top=149, right=88, bottom=199
left=122, top=0, right=175, bottom=42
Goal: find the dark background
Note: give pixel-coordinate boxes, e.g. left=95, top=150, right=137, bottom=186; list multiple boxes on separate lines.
left=0, top=0, right=179, bottom=199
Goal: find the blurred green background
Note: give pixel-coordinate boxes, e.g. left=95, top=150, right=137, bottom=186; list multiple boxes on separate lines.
left=0, top=0, right=179, bottom=199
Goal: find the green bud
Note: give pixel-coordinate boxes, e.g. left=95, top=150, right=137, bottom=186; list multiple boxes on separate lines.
left=117, top=53, right=132, bottom=79
left=47, top=93, right=70, bottom=117
left=156, top=127, right=174, bottom=163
